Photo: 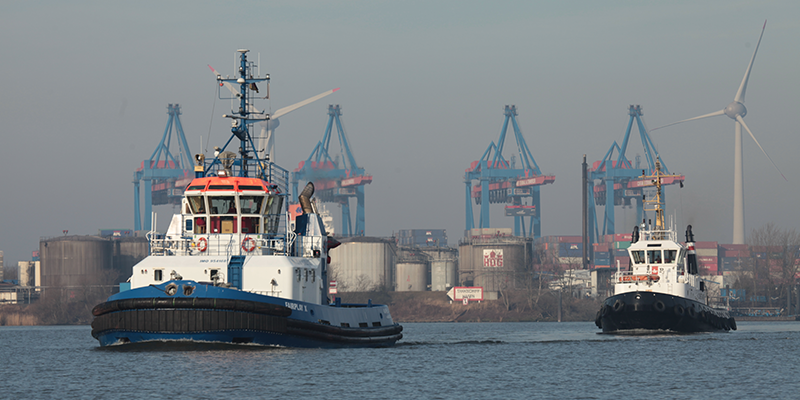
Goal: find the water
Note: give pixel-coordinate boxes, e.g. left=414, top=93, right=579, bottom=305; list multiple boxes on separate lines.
left=2, top=321, right=800, bottom=399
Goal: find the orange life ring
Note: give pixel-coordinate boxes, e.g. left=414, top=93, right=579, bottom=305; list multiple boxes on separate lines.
left=242, top=237, right=256, bottom=252
left=197, top=237, right=208, bottom=252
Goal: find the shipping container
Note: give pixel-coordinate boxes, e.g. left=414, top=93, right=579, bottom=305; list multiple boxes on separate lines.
left=558, top=236, right=583, bottom=243
left=593, top=242, right=610, bottom=251
left=694, top=241, right=718, bottom=249
left=613, top=241, right=630, bottom=250
left=723, top=249, right=750, bottom=258
left=695, top=248, right=718, bottom=257
left=697, top=256, right=718, bottom=265
left=719, top=244, right=747, bottom=251
left=614, top=233, right=632, bottom=242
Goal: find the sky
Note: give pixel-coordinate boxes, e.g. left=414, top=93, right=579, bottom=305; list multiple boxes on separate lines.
left=1, top=1, right=799, bottom=265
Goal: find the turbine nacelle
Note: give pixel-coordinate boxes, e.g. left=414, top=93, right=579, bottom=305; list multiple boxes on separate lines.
left=724, top=102, right=746, bottom=120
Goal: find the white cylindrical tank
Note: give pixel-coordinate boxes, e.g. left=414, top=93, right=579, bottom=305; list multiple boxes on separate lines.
left=328, top=237, right=396, bottom=292
left=430, top=259, right=457, bottom=291
left=395, top=261, right=427, bottom=292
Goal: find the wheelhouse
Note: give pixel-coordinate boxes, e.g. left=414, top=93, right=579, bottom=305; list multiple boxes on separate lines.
left=182, top=176, right=284, bottom=237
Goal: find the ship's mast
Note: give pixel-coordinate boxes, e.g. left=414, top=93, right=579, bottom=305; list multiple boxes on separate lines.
left=215, top=49, right=272, bottom=179
left=641, top=158, right=679, bottom=239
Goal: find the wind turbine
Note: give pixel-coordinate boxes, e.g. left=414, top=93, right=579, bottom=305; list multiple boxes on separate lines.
left=209, top=65, right=339, bottom=163
left=651, top=21, right=786, bottom=244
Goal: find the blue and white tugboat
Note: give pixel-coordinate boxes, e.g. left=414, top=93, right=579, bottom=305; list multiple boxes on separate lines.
left=91, top=50, right=402, bottom=347
left=595, top=160, right=736, bottom=333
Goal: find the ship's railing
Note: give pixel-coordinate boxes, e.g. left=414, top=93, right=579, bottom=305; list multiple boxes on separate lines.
left=202, top=158, right=290, bottom=196
left=292, top=235, right=326, bottom=258
left=148, top=233, right=291, bottom=257
left=639, top=229, right=677, bottom=242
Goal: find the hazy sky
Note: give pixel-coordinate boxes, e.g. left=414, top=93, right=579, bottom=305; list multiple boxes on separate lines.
left=2, top=1, right=799, bottom=265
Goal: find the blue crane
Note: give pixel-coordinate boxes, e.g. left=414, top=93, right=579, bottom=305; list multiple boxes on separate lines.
left=292, top=104, right=371, bottom=236
left=587, top=105, right=684, bottom=245
left=465, top=105, right=555, bottom=238
left=133, top=104, right=194, bottom=231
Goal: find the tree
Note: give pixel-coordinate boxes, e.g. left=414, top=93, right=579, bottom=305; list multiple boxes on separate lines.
left=743, top=223, right=800, bottom=312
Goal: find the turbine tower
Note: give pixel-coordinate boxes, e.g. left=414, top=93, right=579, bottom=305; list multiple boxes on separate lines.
left=210, top=65, right=338, bottom=163
left=651, top=21, right=786, bottom=244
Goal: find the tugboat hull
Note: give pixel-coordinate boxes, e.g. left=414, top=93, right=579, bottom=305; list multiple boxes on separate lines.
left=91, top=281, right=403, bottom=348
left=595, top=291, right=736, bottom=333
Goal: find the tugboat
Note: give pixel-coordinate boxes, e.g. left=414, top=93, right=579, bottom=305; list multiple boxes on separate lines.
left=595, top=160, right=736, bottom=333
left=91, top=50, right=402, bottom=347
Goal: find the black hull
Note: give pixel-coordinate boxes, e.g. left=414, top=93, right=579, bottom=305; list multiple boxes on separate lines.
left=595, top=292, right=736, bottom=333
left=91, top=297, right=403, bottom=348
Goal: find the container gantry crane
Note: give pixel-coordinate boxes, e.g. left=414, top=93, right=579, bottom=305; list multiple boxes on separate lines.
left=133, top=104, right=194, bottom=231
left=465, top=105, right=555, bottom=238
left=292, top=104, right=371, bottom=236
left=587, top=105, right=684, bottom=245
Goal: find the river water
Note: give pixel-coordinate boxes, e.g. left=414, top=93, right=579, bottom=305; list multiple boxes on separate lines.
left=2, top=321, right=799, bottom=399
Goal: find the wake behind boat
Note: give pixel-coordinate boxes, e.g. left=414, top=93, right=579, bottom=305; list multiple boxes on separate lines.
left=91, top=49, right=402, bottom=348
left=595, top=160, right=736, bottom=334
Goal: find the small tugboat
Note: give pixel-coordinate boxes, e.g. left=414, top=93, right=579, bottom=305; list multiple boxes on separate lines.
left=91, top=49, right=402, bottom=347
left=595, top=160, right=736, bottom=333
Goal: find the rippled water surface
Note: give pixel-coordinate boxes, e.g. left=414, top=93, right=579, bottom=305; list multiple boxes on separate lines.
left=3, top=321, right=800, bottom=399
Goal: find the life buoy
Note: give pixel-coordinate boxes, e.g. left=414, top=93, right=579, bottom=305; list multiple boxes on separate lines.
left=196, top=237, right=208, bottom=252
left=613, top=300, right=624, bottom=312
left=674, top=304, right=685, bottom=317
left=654, top=300, right=666, bottom=312
left=242, top=237, right=256, bottom=252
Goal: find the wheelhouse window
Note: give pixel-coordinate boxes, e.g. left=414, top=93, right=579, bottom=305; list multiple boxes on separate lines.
left=188, top=196, right=206, bottom=214
left=647, top=250, right=662, bottom=264
left=264, top=195, right=284, bottom=235
left=239, top=196, right=265, bottom=214
left=209, top=196, right=237, bottom=233
left=154, top=270, right=163, bottom=281
left=664, top=250, right=677, bottom=264
left=631, top=250, right=645, bottom=264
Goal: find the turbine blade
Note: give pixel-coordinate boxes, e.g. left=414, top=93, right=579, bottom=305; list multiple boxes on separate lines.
left=271, top=88, right=340, bottom=119
left=736, top=115, right=787, bottom=181
left=734, top=20, right=767, bottom=103
left=209, top=65, right=238, bottom=96
left=209, top=65, right=261, bottom=115
left=650, top=109, right=725, bottom=131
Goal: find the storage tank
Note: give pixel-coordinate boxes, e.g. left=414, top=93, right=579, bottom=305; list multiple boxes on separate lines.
left=113, top=237, right=149, bottom=273
left=328, top=237, right=396, bottom=292
left=40, top=236, right=113, bottom=287
left=421, top=247, right=458, bottom=291
left=395, top=258, right=427, bottom=292
left=458, top=236, right=532, bottom=292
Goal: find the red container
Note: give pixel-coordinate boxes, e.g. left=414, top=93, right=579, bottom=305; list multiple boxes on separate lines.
left=614, top=233, right=632, bottom=242
left=698, top=256, right=718, bottom=265
left=723, top=250, right=750, bottom=258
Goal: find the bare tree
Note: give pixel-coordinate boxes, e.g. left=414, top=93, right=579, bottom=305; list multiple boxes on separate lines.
left=742, top=223, right=800, bottom=311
